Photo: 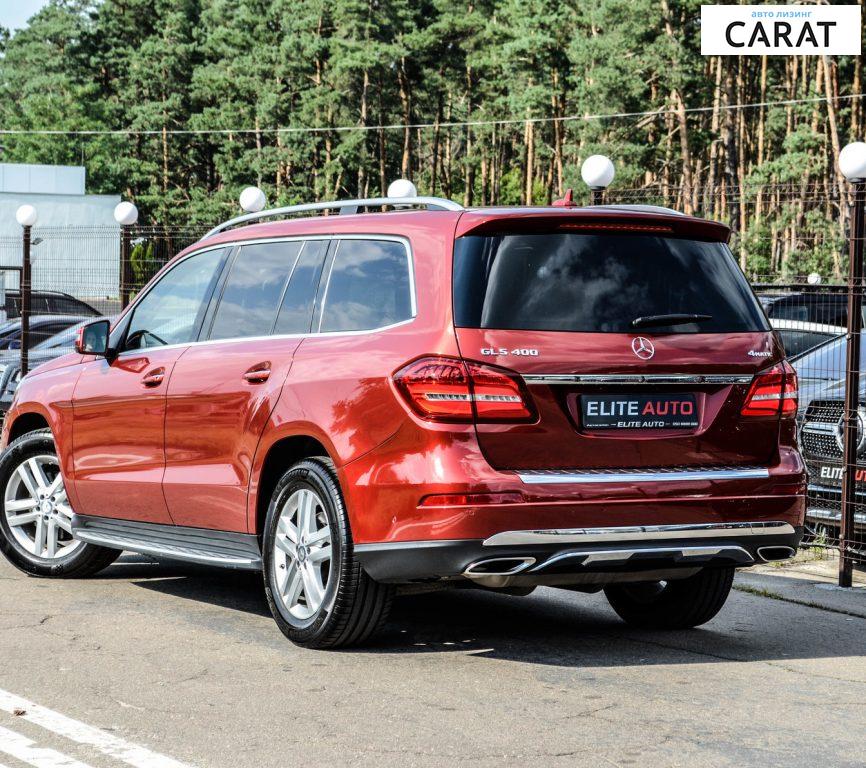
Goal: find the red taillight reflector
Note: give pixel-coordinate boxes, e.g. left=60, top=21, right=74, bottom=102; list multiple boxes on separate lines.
left=741, top=361, right=798, bottom=418
left=393, top=356, right=536, bottom=423
left=419, top=492, right=524, bottom=507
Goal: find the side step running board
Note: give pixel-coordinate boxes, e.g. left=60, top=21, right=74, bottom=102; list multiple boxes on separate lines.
left=71, top=515, right=262, bottom=571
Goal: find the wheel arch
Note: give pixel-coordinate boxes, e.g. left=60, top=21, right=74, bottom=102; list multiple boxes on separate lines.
left=7, top=410, right=51, bottom=443
left=249, top=432, right=336, bottom=537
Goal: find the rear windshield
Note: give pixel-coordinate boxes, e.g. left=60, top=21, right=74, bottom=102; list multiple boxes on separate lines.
left=453, top=233, right=769, bottom=334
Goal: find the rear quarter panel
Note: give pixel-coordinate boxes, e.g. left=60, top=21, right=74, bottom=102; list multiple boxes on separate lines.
left=245, top=214, right=462, bottom=533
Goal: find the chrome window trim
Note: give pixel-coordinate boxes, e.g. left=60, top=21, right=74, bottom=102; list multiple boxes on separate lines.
left=482, top=521, right=796, bottom=547
left=115, top=233, right=416, bottom=360
left=516, top=466, right=770, bottom=484
left=523, top=373, right=754, bottom=386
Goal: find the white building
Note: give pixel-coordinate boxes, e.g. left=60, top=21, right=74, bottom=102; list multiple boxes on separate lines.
left=0, top=163, right=120, bottom=298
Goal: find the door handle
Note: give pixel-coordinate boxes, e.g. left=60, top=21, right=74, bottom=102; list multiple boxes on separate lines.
left=142, top=368, right=166, bottom=387
left=243, top=363, right=271, bottom=384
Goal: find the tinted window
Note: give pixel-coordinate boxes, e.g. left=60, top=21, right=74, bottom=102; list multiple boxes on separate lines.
left=209, top=241, right=301, bottom=340
left=274, top=240, right=328, bottom=334
left=125, top=248, right=225, bottom=350
left=319, top=240, right=412, bottom=333
left=453, top=233, right=769, bottom=333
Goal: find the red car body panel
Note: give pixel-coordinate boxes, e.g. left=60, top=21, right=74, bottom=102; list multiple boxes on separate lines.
left=163, top=336, right=302, bottom=532
left=0, top=205, right=805, bottom=565
left=454, top=328, right=785, bottom=471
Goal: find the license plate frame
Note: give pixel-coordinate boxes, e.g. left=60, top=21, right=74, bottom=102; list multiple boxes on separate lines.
left=580, top=393, right=699, bottom=430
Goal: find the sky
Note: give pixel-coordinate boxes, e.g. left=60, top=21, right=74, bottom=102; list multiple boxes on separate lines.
left=1, top=0, right=49, bottom=31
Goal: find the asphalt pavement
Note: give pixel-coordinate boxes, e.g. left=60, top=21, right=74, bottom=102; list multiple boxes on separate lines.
left=0, top=554, right=864, bottom=768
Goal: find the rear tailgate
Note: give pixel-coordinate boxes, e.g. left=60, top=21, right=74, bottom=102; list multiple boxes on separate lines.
left=451, top=214, right=784, bottom=471
left=455, top=328, right=781, bottom=470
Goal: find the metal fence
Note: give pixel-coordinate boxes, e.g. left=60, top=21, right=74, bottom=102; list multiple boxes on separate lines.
left=2, top=184, right=865, bottom=578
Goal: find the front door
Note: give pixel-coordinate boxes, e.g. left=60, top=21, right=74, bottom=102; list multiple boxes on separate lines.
left=70, top=245, right=229, bottom=523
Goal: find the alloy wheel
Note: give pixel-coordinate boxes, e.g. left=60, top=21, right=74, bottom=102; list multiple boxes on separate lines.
left=4, top=454, right=81, bottom=560
left=271, top=488, right=333, bottom=622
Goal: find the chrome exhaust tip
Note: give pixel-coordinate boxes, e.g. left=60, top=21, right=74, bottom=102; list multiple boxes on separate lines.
left=756, top=546, right=797, bottom=563
left=462, top=557, right=536, bottom=587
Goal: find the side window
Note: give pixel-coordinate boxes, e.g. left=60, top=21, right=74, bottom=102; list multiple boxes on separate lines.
left=209, top=241, right=301, bottom=340
left=125, top=248, right=226, bottom=350
left=319, top=239, right=413, bottom=333
left=273, top=240, right=328, bottom=334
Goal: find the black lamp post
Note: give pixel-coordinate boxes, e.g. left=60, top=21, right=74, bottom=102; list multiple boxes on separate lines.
left=15, top=205, right=37, bottom=377
left=838, top=141, right=866, bottom=587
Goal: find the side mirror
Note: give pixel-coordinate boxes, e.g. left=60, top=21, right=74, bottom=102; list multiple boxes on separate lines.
left=75, top=319, right=111, bottom=357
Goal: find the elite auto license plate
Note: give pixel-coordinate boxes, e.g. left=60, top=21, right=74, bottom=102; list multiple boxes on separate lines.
left=581, top=393, right=699, bottom=430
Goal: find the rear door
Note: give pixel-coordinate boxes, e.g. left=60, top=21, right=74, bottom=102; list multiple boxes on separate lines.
left=162, top=238, right=327, bottom=531
left=452, top=225, right=783, bottom=471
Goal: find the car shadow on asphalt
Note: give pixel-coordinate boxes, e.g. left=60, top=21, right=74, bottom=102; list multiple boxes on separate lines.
left=114, top=555, right=866, bottom=666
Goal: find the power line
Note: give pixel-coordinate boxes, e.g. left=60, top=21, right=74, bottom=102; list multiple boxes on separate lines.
left=0, top=93, right=863, bottom=137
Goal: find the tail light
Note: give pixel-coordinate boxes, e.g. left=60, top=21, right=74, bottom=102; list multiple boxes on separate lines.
left=392, top=356, right=536, bottom=423
left=741, top=361, right=798, bottom=418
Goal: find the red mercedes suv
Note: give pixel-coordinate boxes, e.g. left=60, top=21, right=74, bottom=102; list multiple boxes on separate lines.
left=0, top=191, right=805, bottom=648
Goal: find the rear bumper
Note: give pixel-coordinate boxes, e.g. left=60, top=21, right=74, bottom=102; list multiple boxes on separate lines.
left=354, top=521, right=803, bottom=584
left=340, top=426, right=806, bottom=544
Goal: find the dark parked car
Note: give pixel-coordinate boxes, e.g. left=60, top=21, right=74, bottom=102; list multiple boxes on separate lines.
left=759, top=290, right=849, bottom=327
left=798, top=389, right=866, bottom=549
left=0, top=319, right=106, bottom=414
left=0, top=315, right=91, bottom=351
left=2, top=290, right=99, bottom=321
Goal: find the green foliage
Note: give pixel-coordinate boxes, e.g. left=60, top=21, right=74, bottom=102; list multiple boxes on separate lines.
left=0, top=0, right=861, bottom=276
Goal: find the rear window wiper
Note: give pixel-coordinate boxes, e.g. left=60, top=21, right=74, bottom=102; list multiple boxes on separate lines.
left=631, top=313, right=713, bottom=329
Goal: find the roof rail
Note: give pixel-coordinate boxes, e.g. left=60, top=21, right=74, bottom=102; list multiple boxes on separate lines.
left=203, top=195, right=464, bottom=239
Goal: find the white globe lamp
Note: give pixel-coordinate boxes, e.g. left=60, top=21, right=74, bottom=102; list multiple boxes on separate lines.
left=15, top=204, right=37, bottom=228
left=387, top=178, right=418, bottom=199
left=113, top=201, right=139, bottom=226
left=807, top=272, right=822, bottom=285
left=239, top=186, right=266, bottom=213
left=581, top=155, right=615, bottom=190
left=839, top=142, right=866, bottom=182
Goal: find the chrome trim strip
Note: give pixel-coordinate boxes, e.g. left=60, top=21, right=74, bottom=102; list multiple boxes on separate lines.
left=73, top=530, right=262, bottom=569
left=482, top=521, right=796, bottom=547
left=802, top=422, right=837, bottom=434
left=806, top=507, right=866, bottom=524
left=536, top=545, right=752, bottom=569
left=523, top=373, right=754, bottom=386
left=517, top=467, right=770, bottom=484
left=204, top=195, right=464, bottom=239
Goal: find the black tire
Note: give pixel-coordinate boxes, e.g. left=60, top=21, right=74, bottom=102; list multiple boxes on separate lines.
left=603, top=567, right=735, bottom=629
left=0, top=429, right=120, bottom=578
left=262, top=457, right=393, bottom=649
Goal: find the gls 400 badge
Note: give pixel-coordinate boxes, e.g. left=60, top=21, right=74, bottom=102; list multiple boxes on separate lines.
left=481, top=348, right=539, bottom=357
